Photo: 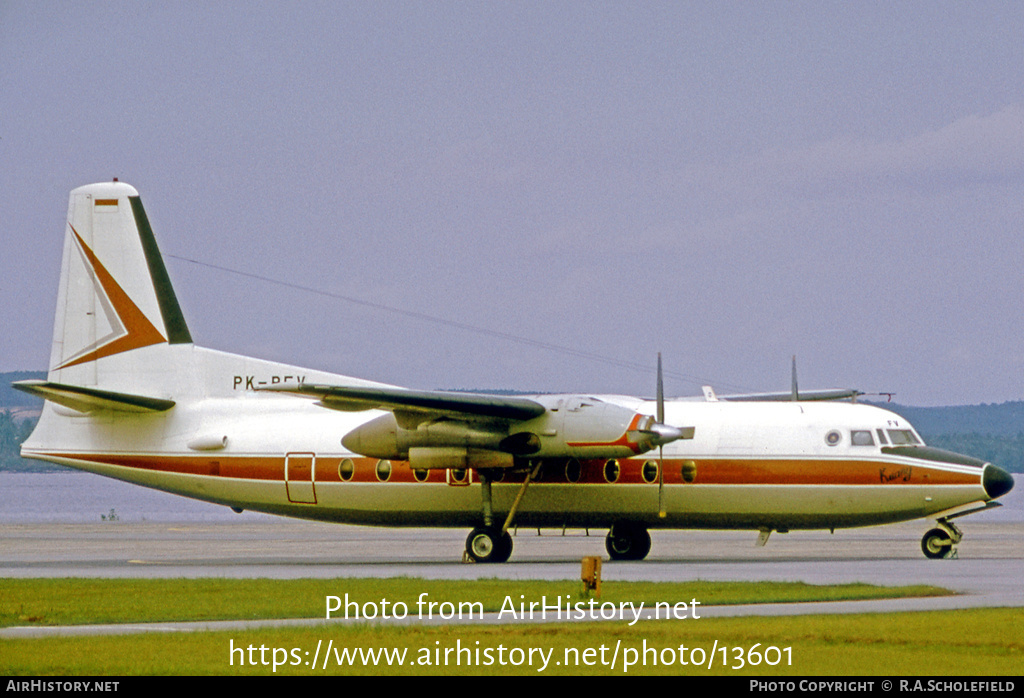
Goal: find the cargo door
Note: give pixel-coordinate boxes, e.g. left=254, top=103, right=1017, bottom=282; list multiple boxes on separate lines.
left=285, top=452, right=317, bottom=504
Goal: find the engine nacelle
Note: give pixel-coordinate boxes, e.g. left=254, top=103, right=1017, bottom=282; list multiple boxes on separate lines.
left=513, top=396, right=668, bottom=459
left=340, top=395, right=688, bottom=463
left=341, top=413, right=508, bottom=459
left=408, top=447, right=514, bottom=470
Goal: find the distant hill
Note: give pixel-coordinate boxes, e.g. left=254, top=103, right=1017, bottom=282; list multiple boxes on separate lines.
left=2, top=371, right=51, bottom=471
left=876, top=401, right=1024, bottom=437
left=863, top=400, right=1024, bottom=471
left=0, top=370, right=45, bottom=409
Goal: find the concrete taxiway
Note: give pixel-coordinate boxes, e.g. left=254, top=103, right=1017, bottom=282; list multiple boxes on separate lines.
left=2, top=513, right=1022, bottom=638
left=2, top=516, right=1021, bottom=593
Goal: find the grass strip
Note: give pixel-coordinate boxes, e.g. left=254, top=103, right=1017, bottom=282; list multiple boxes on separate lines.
left=2, top=608, right=1021, bottom=675
left=2, top=577, right=950, bottom=627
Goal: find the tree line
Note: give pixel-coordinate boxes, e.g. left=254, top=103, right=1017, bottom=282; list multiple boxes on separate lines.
left=0, top=411, right=42, bottom=471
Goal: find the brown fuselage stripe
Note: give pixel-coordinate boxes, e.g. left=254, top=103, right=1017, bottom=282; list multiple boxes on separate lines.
left=41, top=452, right=983, bottom=487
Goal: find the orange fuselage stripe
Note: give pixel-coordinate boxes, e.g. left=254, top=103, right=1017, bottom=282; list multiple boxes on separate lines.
left=41, top=452, right=983, bottom=487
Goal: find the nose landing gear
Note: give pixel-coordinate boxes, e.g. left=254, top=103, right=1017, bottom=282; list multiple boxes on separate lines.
left=921, top=521, right=961, bottom=559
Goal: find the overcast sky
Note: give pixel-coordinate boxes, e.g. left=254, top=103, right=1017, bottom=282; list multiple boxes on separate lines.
left=2, top=2, right=1023, bottom=406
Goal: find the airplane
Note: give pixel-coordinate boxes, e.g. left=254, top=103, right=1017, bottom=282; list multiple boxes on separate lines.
left=15, top=181, right=1015, bottom=563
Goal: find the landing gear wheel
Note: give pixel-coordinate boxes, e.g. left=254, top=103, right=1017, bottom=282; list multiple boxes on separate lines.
left=466, top=527, right=513, bottom=563
left=921, top=528, right=954, bottom=559
left=605, top=523, right=651, bottom=561
left=493, top=530, right=513, bottom=563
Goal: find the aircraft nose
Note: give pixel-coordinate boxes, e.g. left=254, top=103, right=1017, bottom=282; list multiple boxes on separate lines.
left=983, top=464, right=1014, bottom=499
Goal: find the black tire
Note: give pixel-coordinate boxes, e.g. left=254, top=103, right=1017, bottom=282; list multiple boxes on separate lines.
left=921, top=528, right=953, bottom=559
left=466, top=526, right=513, bottom=563
left=493, top=530, right=513, bottom=563
left=605, top=523, right=651, bottom=561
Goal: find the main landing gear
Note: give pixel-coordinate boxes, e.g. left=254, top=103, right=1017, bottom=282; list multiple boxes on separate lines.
left=605, top=522, right=651, bottom=561
left=464, top=464, right=540, bottom=563
left=465, top=468, right=656, bottom=563
left=466, top=526, right=513, bottom=563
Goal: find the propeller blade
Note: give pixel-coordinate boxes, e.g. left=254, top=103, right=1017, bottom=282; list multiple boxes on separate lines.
left=643, top=355, right=688, bottom=445
left=658, top=443, right=666, bottom=518
left=657, top=353, right=666, bottom=518
left=657, top=352, right=665, bottom=424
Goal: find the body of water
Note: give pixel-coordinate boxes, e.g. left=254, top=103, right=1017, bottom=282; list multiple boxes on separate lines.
left=0, top=470, right=274, bottom=523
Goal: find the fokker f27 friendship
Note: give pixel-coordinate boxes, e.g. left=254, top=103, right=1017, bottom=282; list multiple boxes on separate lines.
left=17, top=181, right=1015, bottom=562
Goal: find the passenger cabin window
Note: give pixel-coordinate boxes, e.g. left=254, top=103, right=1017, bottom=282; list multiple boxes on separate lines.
left=604, top=459, right=620, bottom=483
left=339, top=458, right=355, bottom=481
left=887, top=429, right=921, bottom=445
left=851, top=430, right=875, bottom=446
left=642, top=460, right=659, bottom=484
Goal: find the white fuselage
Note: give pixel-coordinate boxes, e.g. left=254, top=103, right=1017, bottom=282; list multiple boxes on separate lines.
left=22, top=347, right=995, bottom=532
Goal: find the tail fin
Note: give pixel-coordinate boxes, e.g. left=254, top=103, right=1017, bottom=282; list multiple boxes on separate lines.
left=47, top=181, right=191, bottom=387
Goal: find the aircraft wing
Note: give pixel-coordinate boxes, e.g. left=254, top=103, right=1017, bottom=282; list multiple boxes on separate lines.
left=710, top=356, right=863, bottom=402
left=258, top=383, right=546, bottom=422
left=262, top=382, right=688, bottom=464
left=718, top=388, right=863, bottom=402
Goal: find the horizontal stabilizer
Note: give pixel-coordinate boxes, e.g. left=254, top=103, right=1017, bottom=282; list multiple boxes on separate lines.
left=259, top=383, right=546, bottom=421
left=13, top=380, right=175, bottom=413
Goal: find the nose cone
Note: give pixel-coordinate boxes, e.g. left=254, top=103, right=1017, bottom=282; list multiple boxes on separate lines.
left=649, top=424, right=685, bottom=446
left=983, top=464, right=1015, bottom=499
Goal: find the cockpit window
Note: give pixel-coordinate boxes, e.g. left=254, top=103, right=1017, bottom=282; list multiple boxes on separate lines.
left=851, top=430, right=874, bottom=446
left=887, top=429, right=921, bottom=445
left=876, top=429, right=889, bottom=445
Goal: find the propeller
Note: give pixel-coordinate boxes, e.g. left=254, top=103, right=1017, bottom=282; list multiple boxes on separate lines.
left=639, top=354, right=685, bottom=447
left=634, top=353, right=691, bottom=517
left=791, top=355, right=799, bottom=401
left=657, top=353, right=666, bottom=518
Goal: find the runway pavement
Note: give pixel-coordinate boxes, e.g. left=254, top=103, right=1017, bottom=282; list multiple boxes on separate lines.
left=4, top=472, right=1019, bottom=598
left=3, top=478, right=1022, bottom=640
left=3, top=515, right=1021, bottom=578
left=2, top=516, right=1023, bottom=639
left=3, top=517, right=1022, bottom=588
left=3, top=515, right=1022, bottom=638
